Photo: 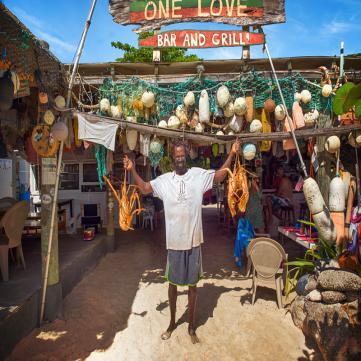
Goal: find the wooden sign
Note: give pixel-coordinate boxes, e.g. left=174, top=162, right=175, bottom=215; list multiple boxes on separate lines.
left=109, top=0, right=285, bottom=32
left=139, top=30, right=265, bottom=48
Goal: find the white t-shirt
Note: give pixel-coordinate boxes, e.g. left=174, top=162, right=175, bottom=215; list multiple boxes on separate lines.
left=150, top=167, right=215, bottom=250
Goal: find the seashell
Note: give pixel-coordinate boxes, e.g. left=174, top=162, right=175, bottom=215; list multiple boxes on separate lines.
left=167, top=115, right=180, bottom=129
left=195, top=122, right=204, bottom=133
left=54, top=95, right=66, bottom=109
left=183, top=91, right=195, bottom=107
left=176, top=105, right=187, bottom=124
left=245, top=96, right=254, bottom=122
left=234, top=97, right=247, bottom=116
left=110, top=105, right=122, bottom=118
left=304, top=109, right=319, bottom=127
left=227, top=130, right=234, bottom=135
left=301, top=89, right=312, bottom=104
left=294, top=92, right=302, bottom=102
left=223, top=101, right=234, bottom=118
left=126, top=130, right=138, bottom=150
left=275, top=104, right=286, bottom=121
left=264, top=98, right=276, bottom=112
left=250, top=119, right=262, bottom=133
left=51, top=121, right=68, bottom=142
left=325, top=135, right=340, bottom=154
left=158, top=120, right=168, bottom=128
left=243, top=143, right=256, bottom=160
left=303, top=177, right=325, bottom=215
left=100, top=98, right=110, bottom=114
left=229, top=115, right=243, bottom=133
left=322, top=84, right=333, bottom=97
left=216, top=85, right=230, bottom=108
left=199, top=90, right=210, bottom=123
left=216, top=130, right=224, bottom=136
left=329, top=176, right=346, bottom=212
left=44, top=110, right=55, bottom=125
left=141, top=91, right=155, bottom=108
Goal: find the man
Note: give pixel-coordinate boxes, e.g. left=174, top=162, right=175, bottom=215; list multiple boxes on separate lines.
left=123, top=139, right=240, bottom=343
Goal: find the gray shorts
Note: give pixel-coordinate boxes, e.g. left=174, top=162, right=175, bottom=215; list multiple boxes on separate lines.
left=165, top=246, right=203, bottom=286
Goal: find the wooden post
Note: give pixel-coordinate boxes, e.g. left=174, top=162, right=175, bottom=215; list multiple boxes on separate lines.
left=106, top=185, right=115, bottom=252
left=40, top=157, right=62, bottom=320
left=242, top=26, right=250, bottom=60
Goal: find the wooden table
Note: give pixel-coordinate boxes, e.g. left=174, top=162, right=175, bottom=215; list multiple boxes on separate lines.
left=278, top=226, right=317, bottom=249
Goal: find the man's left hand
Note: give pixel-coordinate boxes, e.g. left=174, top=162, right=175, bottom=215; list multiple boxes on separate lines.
left=231, top=138, right=240, bottom=156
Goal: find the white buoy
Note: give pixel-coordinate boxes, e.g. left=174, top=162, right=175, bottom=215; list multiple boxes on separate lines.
left=199, top=90, right=210, bottom=123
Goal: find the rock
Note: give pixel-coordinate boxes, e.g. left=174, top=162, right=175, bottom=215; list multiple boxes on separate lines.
left=291, top=298, right=361, bottom=361
left=314, top=259, right=340, bottom=278
left=345, top=292, right=360, bottom=302
left=295, top=274, right=311, bottom=296
left=291, top=296, right=306, bottom=329
left=306, top=289, right=322, bottom=302
left=321, top=291, right=347, bottom=304
left=305, top=275, right=317, bottom=293
left=318, top=269, right=361, bottom=292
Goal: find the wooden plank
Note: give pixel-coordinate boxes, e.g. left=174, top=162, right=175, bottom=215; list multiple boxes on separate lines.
left=77, top=112, right=361, bottom=144
left=109, top=0, right=285, bottom=32
left=139, top=30, right=264, bottom=48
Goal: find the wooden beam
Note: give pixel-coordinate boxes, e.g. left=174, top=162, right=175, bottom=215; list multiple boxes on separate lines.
left=76, top=111, right=361, bottom=144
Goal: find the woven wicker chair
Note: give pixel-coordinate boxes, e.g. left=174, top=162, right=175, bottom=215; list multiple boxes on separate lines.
left=248, top=237, right=287, bottom=309
left=0, top=201, right=29, bottom=281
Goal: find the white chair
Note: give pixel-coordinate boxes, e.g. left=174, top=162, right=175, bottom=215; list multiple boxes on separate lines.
left=142, top=207, right=154, bottom=231
left=0, top=201, right=29, bottom=281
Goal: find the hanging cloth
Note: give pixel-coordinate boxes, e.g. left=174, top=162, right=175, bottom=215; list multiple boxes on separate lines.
left=77, top=113, right=119, bottom=151
left=260, top=109, right=272, bottom=152
left=234, top=218, right=255, bottom=268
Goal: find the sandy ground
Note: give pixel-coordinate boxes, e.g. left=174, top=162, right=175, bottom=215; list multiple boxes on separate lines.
left=8, top=207, right=321, bottom=361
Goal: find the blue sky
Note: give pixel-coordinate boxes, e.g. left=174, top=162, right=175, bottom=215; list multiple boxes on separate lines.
left=4, top=0, right=361, bottom=63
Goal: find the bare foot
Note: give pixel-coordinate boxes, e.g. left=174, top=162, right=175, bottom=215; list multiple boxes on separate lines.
left=188, top=328, right=200, bottom=344
left=161, top=324, right=175, bottom=340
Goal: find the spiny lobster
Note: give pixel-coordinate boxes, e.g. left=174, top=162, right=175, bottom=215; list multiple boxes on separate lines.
left=103, top=170, right=144, bottom=231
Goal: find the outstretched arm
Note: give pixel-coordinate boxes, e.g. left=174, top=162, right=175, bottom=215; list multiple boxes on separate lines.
left=214, top=139, right=240, bottom=183
left=124, top=156, right=153, bottom=195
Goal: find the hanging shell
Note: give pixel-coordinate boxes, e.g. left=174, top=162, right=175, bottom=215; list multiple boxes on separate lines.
left=167, top=115, right=180, bottom=129
left=322, top=84, right=333, bottom=97
left=150, top=138, right=162, bottom=153
left=176, top=104, right=188, bottom=124
left=51, top=121, right=68, bottom=142
left=183, top=91, right=195, bottom=107
left=301, top=89, right=312, bottom=104
left=245, top=96, right=254, bottom=122
left=100, top=98, right=111, bottom=114
left=229, top=115, right=243, bottom=133
left=303, top=177, right=326, bottom=215
left=234, top=97, right=247, bottom=116
left=294, top=92, right=302, bottom=102
left=199, top=90, right=210, bottom=123
left=189, top=110, right=199, bottom=128
left=325, top=135, right=340, bottom=154
left=250, top=119, right=262, bottom=133
left=216, top=130, right=224, bottom=136
left=141, top=91, right=155, bottom=108
left=275, top=104, right=286, bottom=121
left=126, top=129, right=138, bottom=150
left=44, top=110, right=55, bottom=125
left=223, top=101, right=235, bottom=118
left=195, top=122, right=204, bottom=133
left=243, top=143, right=256, bottom=160
left=110, top=105, right=122, bottom=118
left=329, top=176, right=346, bottom=212
left=312, top=210, right=337, bottom=244
left=216, top=85, right=230, bottom=108
left=54, top=95, right=66, bottom=109
left=304, top=109, right=319, bottom=127
left=264, top=98, right=276, bottom=112
left=158, top=120, right=168, bottom=128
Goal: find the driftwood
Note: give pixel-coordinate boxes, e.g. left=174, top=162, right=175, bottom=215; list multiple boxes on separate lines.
left=108, top=0, right=285, bottom=33
left=76, top=111, right=361, bottom=144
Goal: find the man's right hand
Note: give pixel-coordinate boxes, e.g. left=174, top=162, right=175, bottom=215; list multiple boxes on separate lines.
left=123, top=155, right=133, bottom=171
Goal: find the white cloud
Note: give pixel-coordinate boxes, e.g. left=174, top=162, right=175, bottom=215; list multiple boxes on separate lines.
left=11, top=6, right=76, bottom=54
left=322, top=20, right=361, bottom=35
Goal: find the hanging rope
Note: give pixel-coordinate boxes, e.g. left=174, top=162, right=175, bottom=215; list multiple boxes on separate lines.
left=95, top=144, right=107, bottom=188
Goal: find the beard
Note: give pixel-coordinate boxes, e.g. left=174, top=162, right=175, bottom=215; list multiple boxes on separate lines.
left=175, top=160, right=187, bottom=174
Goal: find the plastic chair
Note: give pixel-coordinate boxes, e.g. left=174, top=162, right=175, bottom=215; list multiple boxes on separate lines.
left=0, top=201, right=29, bottom=281
left=81, top=203, right=102, bottom=233
left=248, top=237, right=287, bottom=309
left=142, top=207, right=154, bottom=231
left=0, top=197, right=17, bottom=213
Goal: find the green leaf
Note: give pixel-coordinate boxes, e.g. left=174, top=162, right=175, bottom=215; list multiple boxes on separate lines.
left=298, top=219, right=316, bottom=227
left=344, top=83, right=361, bottom=112
left=355, top=99, right=361, bottom=120
left=333, top=82, right=355, bottom=115
left=285, top=260, right=315, bottom=267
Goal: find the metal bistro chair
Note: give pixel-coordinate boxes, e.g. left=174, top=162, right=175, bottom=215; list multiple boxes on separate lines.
left=248, top=237, right=287, bottom=309
left=0, top=201, right=29, bottom=281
